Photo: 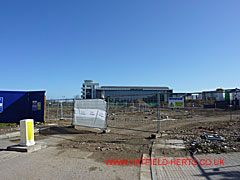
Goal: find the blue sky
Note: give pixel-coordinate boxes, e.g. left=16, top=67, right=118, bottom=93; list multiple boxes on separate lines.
left=0, top=0, right=239, bottom=98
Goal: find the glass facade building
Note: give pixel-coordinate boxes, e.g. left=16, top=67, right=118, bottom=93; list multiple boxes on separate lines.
left=81, top=80, right=99, bottom=99
left=81, top=80, right=172, bottom=103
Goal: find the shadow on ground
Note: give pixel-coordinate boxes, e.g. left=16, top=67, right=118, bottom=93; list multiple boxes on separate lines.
left=39, top=126, right=96, bottom=136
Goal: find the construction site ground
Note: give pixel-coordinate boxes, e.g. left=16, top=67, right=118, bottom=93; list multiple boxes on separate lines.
left=0, top=108, right=239, bottom=179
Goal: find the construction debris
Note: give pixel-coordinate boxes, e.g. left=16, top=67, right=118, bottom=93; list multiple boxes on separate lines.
left=182, top=121, right=240, bottom=154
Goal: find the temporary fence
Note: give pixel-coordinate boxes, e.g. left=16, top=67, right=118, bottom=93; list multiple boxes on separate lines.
left=45, top=99, right=107, bottom=129
left=45, top=98, right=74, bottom=125
left=43, top=90, right=240, bottom=155
left=73, top=99, right=107, bottom=129
left=45, top=91, right=240, bottom=135
left=106, top=91, right=240, bottom=135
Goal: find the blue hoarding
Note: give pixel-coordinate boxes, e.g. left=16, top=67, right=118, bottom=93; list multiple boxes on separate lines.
left=0, top=91, right=45, bottom=123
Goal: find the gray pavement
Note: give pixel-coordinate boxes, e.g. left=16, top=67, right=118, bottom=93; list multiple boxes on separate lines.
left=152, top=146, right=240, bottom=180
left=0, top=135, right=139, bottom=180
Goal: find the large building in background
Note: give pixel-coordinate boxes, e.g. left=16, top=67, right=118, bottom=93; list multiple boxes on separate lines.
left=81, top=80, right=99, bottom=99
left=81, top=80, right=239, bottom=107
left=81, top=80, right=173, bottom=102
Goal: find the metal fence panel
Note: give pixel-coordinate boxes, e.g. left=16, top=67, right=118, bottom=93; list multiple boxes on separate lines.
left=45, top=99, right=74, bottom=125
left=73, top=99, right=107, bottom=129
left=107, top=93, right=159, bottom=133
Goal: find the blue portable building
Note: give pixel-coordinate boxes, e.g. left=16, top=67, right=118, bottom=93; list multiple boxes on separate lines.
left=0, top=91, right=45, bottom=123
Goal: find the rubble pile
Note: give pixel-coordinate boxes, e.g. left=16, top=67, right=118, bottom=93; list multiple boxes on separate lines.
left=183, top=121, right=240, bottom=154
left=164, top=120, right=240, bottom=154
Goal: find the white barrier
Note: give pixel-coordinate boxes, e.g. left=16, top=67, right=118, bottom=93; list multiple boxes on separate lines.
left=20, top=119, right=35, bottom=146
left=73, top=99, right=107, bottom=129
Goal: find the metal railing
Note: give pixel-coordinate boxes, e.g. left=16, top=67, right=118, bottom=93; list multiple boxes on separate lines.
left=45, top=99, right=74, bottom=124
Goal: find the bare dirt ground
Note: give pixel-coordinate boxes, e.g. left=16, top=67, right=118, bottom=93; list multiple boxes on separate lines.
left=39, top=126, right=153, bottom=164
left=35, top=108, right=240, bottom=165
left=1, top=107, right=240, bottom=164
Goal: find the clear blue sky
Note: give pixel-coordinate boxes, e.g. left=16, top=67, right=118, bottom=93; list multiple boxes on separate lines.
left=0, top=0, right=239, bottom=98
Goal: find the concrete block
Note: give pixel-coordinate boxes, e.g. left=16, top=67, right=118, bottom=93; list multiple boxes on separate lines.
left=155, top=139, right=185, bottom=149
left=7, top=143, right=46, bottom=153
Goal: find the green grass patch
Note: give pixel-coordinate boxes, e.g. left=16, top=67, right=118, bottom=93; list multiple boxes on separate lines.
left=0, top=123, right=17, bottom=127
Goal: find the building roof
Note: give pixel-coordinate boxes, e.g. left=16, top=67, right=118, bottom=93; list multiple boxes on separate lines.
left=98, top=86, right=170, bottom=91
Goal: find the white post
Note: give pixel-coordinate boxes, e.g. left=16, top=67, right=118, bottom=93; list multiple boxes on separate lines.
left=20, top=119, right=35, bottom=146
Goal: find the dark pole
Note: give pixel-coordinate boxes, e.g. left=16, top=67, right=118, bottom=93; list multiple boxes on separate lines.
left=157, top=93, right=161, bottom=133
left=106, top=96, right=110, bottom=129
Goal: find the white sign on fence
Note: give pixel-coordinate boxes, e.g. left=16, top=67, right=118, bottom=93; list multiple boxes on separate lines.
left=74, top=109, right=106, bottom=121
left=168, top=97, right=184, bottom=108
left=73, top=99, right=107, bottom=129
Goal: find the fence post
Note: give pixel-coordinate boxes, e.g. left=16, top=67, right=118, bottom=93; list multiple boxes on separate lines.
left=60, top=101, right=64, bottom=120
left=56, top=101, right=59, bottom=124
left=157, top=93, right=161, bottom=133
left=47, top=102, right=50, bottom=121
left=106, top=99, right=109, bottom=129
left=71, top=99, right=75, bottom=126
